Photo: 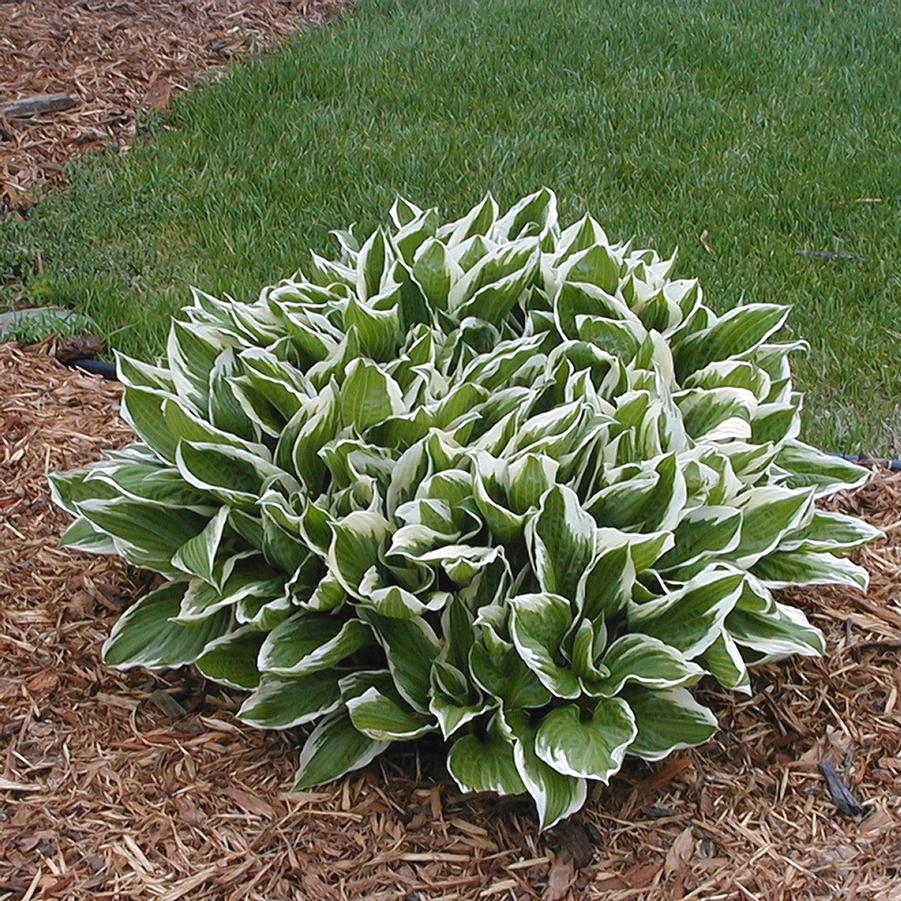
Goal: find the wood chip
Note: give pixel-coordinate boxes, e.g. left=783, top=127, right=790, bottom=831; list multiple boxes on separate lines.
left=147, top=688, right=187, bottom=719
left=819, top=762, right=868, bottom=817
left=663, top=826, right=695, bottom=877
left=0, top=778, right=43, bottom=792
left=544, top=854, right=575, bottom=901
left=0, top=93, right=77, bottom=118
left=223, top=786, right=276, bottom=819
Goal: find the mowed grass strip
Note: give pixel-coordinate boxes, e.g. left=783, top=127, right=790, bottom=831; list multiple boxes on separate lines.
left=1, top=0, right=898, bottom=452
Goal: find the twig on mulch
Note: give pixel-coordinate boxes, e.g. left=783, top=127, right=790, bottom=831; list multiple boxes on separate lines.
left=0, top=0, right=344, bottom=211
left=819, top=761, right=869, bottom=818
left=1, top=343, right=899, bottom=900
left=0, top=94, right=77, bottom=119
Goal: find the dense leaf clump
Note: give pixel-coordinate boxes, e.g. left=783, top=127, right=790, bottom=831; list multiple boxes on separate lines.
left=52, top=190, right=879, bottom=828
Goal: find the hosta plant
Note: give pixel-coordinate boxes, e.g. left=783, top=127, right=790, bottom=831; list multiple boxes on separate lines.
left=51, top=189, right=880, bottom=829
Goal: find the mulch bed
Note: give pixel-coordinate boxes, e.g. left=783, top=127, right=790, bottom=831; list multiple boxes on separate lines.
left=0, top=0, right=342, bottom=212
left=1, top=343, right=899, bottom=900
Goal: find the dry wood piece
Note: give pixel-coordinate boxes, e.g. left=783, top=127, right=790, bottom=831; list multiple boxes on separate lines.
left=820, top=761, right=869, bottom=818
left=0, top=0, right=344, bottom=211
left=1, top=341, right=899, bottom=899
left=0, top=93, right=77, bottom=119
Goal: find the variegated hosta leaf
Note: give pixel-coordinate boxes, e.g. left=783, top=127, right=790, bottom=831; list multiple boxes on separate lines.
left=508, top=593, right=581, bottom=699
left=726, top=601, right=826, bottom=660
left=626, top=568, right=745, bottom=659
left=52, top=189, right=879, bottom=831
left=102, top=582, right=231, bottom=670
left=447, top=713, right=526, bottom=796
left=534, top=698, right=636, bottom=781
left=702, top=632, right=751, bottom=695
left=468, top=631, right=552, bottom=711
left=195, top=626, right=266, bottom=689
left=501, top=710, right=587, bottom=831
left=258, top=613, right=371, bottom=676
left=347, top=686, right=436, bottom=740
left=587, top=634, right=704, bottom=697
left=238, top=673, right=343, bottom=729
left=293, top=711, right=390, bottom=790
left=528, top=485, right=595, bottom=601
left=624, top=686, right=719, bottom=761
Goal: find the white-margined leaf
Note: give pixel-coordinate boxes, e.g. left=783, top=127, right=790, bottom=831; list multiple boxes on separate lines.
left=568, top=617, right=608, bottom=686
left=293, top=711, right=389, bottom=789
left=327, top=510, right=392, bottom=598
left=440, top=193, right=498, bottom=246
left=344, top=296, right=401, bottom=362
left=102, top=581, right=230, bottom=670
left=347, top=686, right=436, bottom=740
left=534, top=697, right=636, bottom=781
left=77, top=497, right=206, bottom=576
left=195, top=625, right=266, bottom=689
left=258, top=613, right=371, bottom=676
left=627, top=568, right=744, bottom=658
left=594, top=527, right=674, bottom=574
left=576, top=543, right=635, bottom=621
left=731, top=486, right=814, bottom=568
left=656, top=505, right=742, bottom=571
left=176, top=441, right=298, bottom=509
left=683, top=359, right=771, bottom=400
left=358, top=608, right=440, bottom=713
left=508, top=593, right=580, bottom=699
left=778, top=510, right=883, bottom=554
left=238, top=672, right=343, bottom=729
left=49, top=467, right=117, bottom=516
left=429, top=684, right=492, bottom=740
left=727, top=601, right=825, bottom=659
left=469, top=633, right=552, bottom=710
left=677, top=386, right=757, bottom=442
left=624, top=686, right=718, bottom=761
left=167, top=318, right=225, bottom=412
left=589, top=634, right=704, bottom=697
left=340, top=358, right=404, bottom=432
left=701, top=632, right=750, bottom=695
left=115, top=350, right=175, bottom=394
left=751, top=549, right=868, bottom=592
left=175, top=555, right=283, bottom=623
left=501, top=709, right=588, bottom=831
left=59, top=516, right=117, bottom=554
left=528, top=485, right=596, bottom=602
left=775, top=443, right=871, bottom=498
left=171, top=505, right=231, bottom=586
left=673, top=303, right=789, bottom=378
left=82, top=457, right=216, bottom=514
left=588, top=453, right=686, bottom=532
left=447, top=713, right=525, bottom=796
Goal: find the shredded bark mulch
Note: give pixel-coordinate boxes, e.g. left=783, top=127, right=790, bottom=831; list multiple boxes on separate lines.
left=1, top=344, right=899, bottom=900
left=0, top=0, right=342, bottom=212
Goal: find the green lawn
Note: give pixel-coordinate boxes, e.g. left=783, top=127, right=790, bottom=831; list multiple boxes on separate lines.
left=1, top=0, right=899, bottom=453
